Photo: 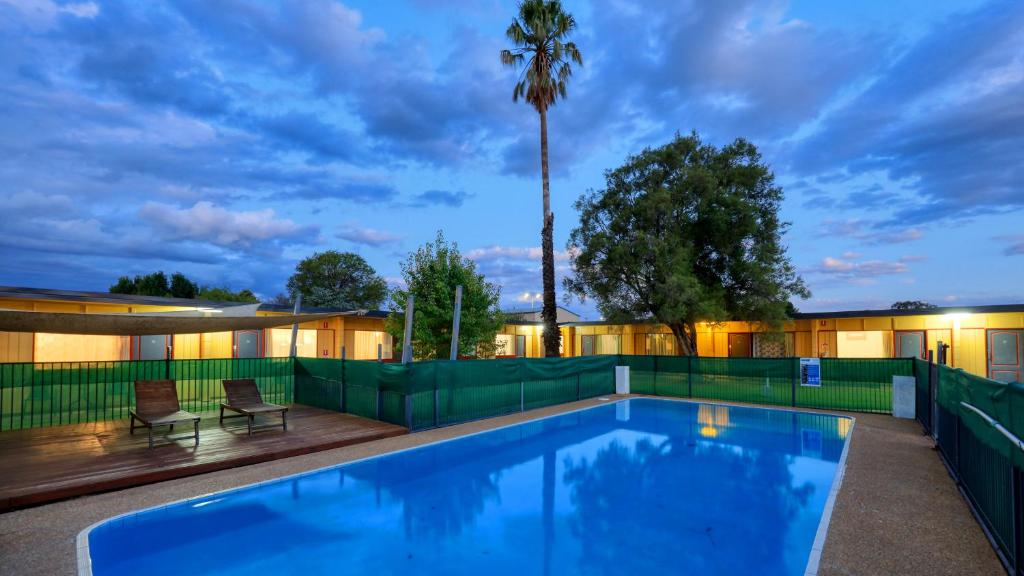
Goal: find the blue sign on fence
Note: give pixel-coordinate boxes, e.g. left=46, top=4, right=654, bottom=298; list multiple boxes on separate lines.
left=800, top=358, right=821, bottom=387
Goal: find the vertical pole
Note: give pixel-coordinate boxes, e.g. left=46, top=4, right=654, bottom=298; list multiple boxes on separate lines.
left=340, top=354, right=346, bottom=413
left=449, top=285, right=463, bottom=361
left=1012, top=465, right=1022, bottom=576
left=434, top=375, right=439, bottom=428
left=928, top=350, right=937, bottom=441
left=791, top=357, right=797, bottom=407
left=289, top=294, right=303, bottom=358
left=576, top=372, right=581, bottom=401
left=687, top=355, right=693, bottom=399
left=404, top=393, right=413, bottom=430
left=377, top=343, right=382, bottom=363
left=401, top=296, right=415, bottom=364
left=520, top=379, right=525, bottom=412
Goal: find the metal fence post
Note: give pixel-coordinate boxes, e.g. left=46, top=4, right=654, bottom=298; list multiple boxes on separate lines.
left=576, top=373, right=581, bottom=401
left=791, top=357, right=797, bottom=407
left=433, top=365, right=440, bottom=428
left=687, top=355, right=693, bottom=398
left=339, top=356, right=346, bottom=413
left=520, top=379, right=525, bottom=412
left=404, top=394, right=413, bottom=430
left=1013, top=465, right=1022, bottom=576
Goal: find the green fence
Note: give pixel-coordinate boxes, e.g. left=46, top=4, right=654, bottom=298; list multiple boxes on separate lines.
left=293, top=356, right=618, bottom=430
left=0, top=358, right=294, bottom=431
left=619, top=355, right=910, bottom=413
left=924, top=363, right=1023, bottom=575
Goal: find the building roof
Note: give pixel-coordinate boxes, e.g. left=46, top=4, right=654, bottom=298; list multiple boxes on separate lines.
left=791, top=303, right=1024, bottom=319
left=0, top=286, right=389, bottom=317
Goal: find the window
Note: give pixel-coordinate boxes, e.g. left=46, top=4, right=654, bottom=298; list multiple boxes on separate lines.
left=265, top=329, right=318, bottom=358
left=753, top=333, right=795, bottom=358
left=132, top=335, right=169, bottom=360
left=495, top=334, right=514, bottom=357
left=353, top=331, right=393, bottom=360
left=836, top=331, right=892, bottom=358
left=34, top=333, right=129, bottom=363
left=515, top=335, right=527, bottom=357
left=581, top=334, right=620, bottom=355
left=644, top=334, right=677, bottom=356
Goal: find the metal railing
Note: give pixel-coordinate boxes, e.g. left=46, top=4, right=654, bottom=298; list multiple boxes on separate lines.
left=917, top=359, right=1023, bottom=576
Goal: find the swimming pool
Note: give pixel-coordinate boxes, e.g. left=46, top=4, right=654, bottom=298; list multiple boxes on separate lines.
left=81, top=398, right=853, bottom=575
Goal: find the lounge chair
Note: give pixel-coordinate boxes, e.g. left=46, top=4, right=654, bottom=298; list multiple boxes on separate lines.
left=130, top=380, right=200, bottom=449
left=219, top=379, right=288, bottom=436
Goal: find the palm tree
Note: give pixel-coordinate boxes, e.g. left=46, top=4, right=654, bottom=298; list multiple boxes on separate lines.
left=501, top=0, right=582, bottom=357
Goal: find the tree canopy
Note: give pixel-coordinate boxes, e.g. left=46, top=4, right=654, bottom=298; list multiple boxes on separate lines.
left=565, top=132, right=809, bottom=356
left=385, top=232, right=504, bottom=361
left=110, top=271, right=257, bottom=302
left=891, top=300, right=938, bottom=310
left=286, top=251, right=387, bottom=310
left=108, top=270, right=258, bottom=303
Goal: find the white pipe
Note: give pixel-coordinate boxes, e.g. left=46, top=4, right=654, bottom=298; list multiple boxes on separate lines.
left=959, top=401, right=1024, bottom=453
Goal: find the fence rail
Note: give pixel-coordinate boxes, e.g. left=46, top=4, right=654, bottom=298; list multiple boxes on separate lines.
left=919, top=360, right=1023, bottom=576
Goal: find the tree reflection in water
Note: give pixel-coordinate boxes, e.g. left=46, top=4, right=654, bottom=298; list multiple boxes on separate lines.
left=390, top=468, right=503, bottom=541
left=563, top=435, right=814, bottom=576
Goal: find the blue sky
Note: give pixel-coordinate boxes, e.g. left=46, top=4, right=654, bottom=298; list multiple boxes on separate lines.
left=0, top=0, right=1021, bottom=317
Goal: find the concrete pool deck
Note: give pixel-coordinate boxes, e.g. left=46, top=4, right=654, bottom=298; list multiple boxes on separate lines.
left=0, top=396, right=1006, bottom=576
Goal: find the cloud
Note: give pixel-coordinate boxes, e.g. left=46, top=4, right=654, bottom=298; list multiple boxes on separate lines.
left=139, top=201, right=313, bottom=249
left=997, top=235, right=1024, bottom=256
left=408, top=189, right=473, bottom=208
left=466, top=245, right=576, bottom=263
left=790, top=0, right=1024, bottom=223
left=805, top=253, right=917, bottom=285
left=818, top=219, right=924, bottom=245
left=337, top=225, right=402, bottom=247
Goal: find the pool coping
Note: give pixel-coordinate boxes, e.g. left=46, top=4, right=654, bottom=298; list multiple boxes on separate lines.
left=75, top=396, right=855, bottom=575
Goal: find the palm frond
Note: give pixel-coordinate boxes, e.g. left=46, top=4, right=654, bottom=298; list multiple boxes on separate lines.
left=500, top=0, right=583, bottom=111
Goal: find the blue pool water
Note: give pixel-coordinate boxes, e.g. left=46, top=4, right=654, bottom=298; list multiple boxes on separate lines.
left=85, top=399, right=852, bottom=575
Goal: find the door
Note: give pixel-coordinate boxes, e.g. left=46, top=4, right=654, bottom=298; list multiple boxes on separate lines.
left=581, top=335, right=595, bottom=356
left=317, top=329, right=335, bottom=358
left=895, top=331, right=926, bottom=359
left=988, top=330, right=1023, bottom=383
left=234, top=330, right=261, bottom=358
left=728, top=333, right=752, bottom=357
left=515, top=335, right=527, bottom=357
left=133, top=335, right=168, bottom=360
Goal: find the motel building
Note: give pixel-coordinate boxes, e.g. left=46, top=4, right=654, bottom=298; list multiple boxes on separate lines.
left=0, top=286, right=1022, bottom=383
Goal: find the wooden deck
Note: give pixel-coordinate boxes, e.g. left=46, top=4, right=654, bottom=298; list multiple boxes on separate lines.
left=0, top=405, right=406, bottom=512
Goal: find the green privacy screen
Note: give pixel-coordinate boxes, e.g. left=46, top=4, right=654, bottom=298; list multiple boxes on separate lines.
left=924, top=363, right=1024, bottom=573
left=294, top=355, right=618, bottom=430
left=619, top=355, right=910, bottom=413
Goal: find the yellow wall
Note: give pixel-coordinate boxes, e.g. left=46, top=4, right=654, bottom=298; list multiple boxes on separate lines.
left=201, top=332, right=233, bottom=359
left=0, top=331, right=33, bottom=362
left=174, top=334, right=201, bottom=359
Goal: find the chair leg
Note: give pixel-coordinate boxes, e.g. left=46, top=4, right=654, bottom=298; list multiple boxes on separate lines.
left=130, top=415, right=135, bottom=435
left=148, top=426, right=154, bottom=449
left=219, top=406, right=224, bottom=424
left=169, top=423, right=174, bottom=432
left=282, top=410, right=287, bottom=432
left=194, top=419, right=200, bottom=447
left=248, top=415, right=253, bottom=437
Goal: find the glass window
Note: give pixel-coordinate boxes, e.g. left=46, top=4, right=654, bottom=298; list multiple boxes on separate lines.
left=34, top=333, right=129, bottom=363
left=234, top=331, right=261, bottom=358
left=265, top=328, right=318, bottom=358
left=353, top=331, right=393, bottom=360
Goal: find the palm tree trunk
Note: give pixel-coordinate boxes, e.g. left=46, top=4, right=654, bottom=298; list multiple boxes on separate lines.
left=539, top=107, right=560, bottom=357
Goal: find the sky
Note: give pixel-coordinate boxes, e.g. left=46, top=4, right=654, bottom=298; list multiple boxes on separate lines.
left=0, top=0, right=1022, bottom=317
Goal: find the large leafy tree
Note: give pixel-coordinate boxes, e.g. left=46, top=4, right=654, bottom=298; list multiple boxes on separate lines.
left=385, top=232, right=504, bottom=361
left=565, top=133, right=809, bottom=356
left=501, top=0, right=582, bottom=357
left=287, top=250, right=387, bottom=309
